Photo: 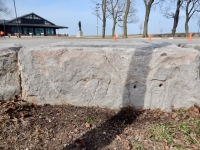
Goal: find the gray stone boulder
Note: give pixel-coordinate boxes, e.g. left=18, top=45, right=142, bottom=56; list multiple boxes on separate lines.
left=0, top=44, right=22, bottom=100
left=18, top=41, right=200, bottom=111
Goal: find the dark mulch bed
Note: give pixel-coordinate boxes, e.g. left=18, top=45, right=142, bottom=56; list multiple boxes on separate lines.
left=0, top=99, right=200, bottom=150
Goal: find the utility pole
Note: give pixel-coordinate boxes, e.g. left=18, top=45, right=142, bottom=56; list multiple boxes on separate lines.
left=158, top=22, right=160, bottom=34
left=95, top=3, right=100, bottom=37
left=13, top=0, right=21, bottom=38
left=3, top=19, right=5, bottom=38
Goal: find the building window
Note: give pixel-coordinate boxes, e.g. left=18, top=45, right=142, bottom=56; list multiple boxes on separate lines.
left=25, top=15, right=32, bottom=19
left=35, top=28, right=44, bottom=35
left=12, top=19, right=21, bottom=24
left=11, top=27, right=22, bottom=34
left=29, top=28, right=33, bottom=34
left=21, top=18, right=33, bottom=24
left=23, top=27, right=33, bottom=35
left=11, top=27, right=17, bottom=34
left=46, top=28, right=54, bottom=34
left=45, top=21, right=51, bottom=25
left=21, top=18, right=44, bottom=24
left=23, top=27, right=28, bottom=34
left=33, top=15, right=41, bottom=20
left=34, top=19, right=44, bottom=24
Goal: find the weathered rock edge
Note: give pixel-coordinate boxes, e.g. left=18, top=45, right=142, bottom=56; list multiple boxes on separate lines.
left=0, top=44, right=22, bottom=100
left=178, top=43, right=200, bottom=51
left=1, top=42, right=200, bottom=111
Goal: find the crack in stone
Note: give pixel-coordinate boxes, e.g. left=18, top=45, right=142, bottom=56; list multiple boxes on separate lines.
left=104, top=53, right=122, bottom=82
left=16, top=50, right=23, bottom=98
left=150, top=79, right=167, bottom=82
left=88, top=80, right=99, bottom=106
left=73, top=78, right=89, bottom=87
left=105, top=79, right=111, bottom=97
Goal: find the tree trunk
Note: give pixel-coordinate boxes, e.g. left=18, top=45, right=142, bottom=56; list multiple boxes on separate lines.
left=142, top=0, right=154, bottom=38
left=112, top=20, right=117, bottom=37
left=102, top=17, right=106, bottom=38
left=185, top=20, right=189, bottom=37
left=185, top=0, right=191, bottom=37
left=171, top=0, right=182, bottom=37
left=143, top=8, right=150, bottom=38
left=123, top=0, right=130, bottom=38
left=102, top=0, right=106, bottom=38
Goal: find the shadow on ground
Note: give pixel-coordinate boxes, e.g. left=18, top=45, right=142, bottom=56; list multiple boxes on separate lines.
left=63, top=42, right=172, bottom=150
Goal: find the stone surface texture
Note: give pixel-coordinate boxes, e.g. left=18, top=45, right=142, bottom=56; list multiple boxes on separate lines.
left=178, top=43, right=200, bottom=51
left=0, top=44, right=22, bottom=100
left=17, top=41, right=200, bottom=111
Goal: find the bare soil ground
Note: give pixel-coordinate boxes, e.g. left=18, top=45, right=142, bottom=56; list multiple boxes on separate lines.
left=0, top=99, right=200, bottom=150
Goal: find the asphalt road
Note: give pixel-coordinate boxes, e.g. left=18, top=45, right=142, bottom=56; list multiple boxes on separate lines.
left=0, top=37, right=199, bottom=48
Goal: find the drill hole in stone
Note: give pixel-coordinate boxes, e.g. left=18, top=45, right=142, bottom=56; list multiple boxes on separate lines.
left=159, top=84, right=163, bottom=87
left=161, top=53, right=167, bottom=56
left=134, top=85, right=137, bottom=89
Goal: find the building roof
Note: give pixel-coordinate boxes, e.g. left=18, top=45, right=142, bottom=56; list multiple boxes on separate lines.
left=7, top=12, right=55, bottom=25
left=0, top=20, right=9, bottom=24
left=2, top=23, right=67, bottom=29
left=0, top=13, right=68, bottom=29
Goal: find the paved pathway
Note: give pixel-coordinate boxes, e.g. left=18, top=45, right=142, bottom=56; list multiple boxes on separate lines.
left=0, top=37, right=199, bottom=48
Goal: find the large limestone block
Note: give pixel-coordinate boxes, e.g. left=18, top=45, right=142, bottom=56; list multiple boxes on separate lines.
left=18, top=41, right=200, bottom=110
left=0, top=44, right=22, bottom=100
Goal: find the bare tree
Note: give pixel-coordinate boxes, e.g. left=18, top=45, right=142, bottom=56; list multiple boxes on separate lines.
left=142, top=0, right=164, bottom=38
left=107, top=0, right=124, bottom=37
left=0, top=0, right=11, bottom=16
left=123, top=0, right=130, bottom=38
left=92, top=0, right=109, bottom=38
left=106, top=0, right=138, bottom=37
left=92, top=0, right=138, bottom=38
left=120, top=0, right=138, bottom=38
left=102, top=0, right=107, bottom=38
left=198, top=16, right=200, bottom=33
left=143, top=0, right=153, bottom=38
left=107, top=0, right=118, bottom=37
left=183, top=0, right=200, bottom=37
left=139, top=22, right=143, bottom=34
left=162, top=0, right=184, bottom=37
